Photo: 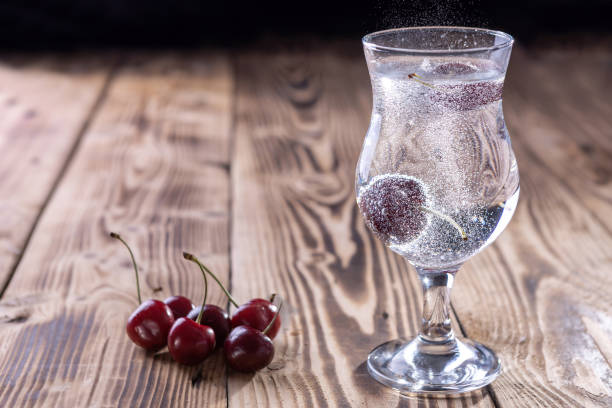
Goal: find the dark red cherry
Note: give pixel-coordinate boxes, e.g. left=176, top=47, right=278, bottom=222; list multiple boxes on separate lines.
left=188, top=305, right=230, bottom=346
left=224, top=325, right=274, bottom=373
left=245, top=298, right=274, bottom=308
left=183, top=252, right=233, bottom=347
left=168, top=317, right=215, bottom=365
left=231, top=298, right=281, bottom=340
left=126, top=299, right=175, bottom=351
left=164, top=295, right=193, bottom=319
left=182, top=252, right=284, bottom=341
left=111, top=232, right=175, bottom=351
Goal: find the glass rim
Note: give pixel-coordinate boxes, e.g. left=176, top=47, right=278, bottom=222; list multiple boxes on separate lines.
left=362, top=26, right=514, bottom=54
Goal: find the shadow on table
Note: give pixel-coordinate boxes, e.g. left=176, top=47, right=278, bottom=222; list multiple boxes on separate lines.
left=354, top=360, right=491, bottom=406
left=398, top=389, right=490, bottom=405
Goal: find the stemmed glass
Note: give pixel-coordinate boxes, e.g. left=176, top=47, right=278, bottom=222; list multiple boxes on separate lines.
left=356, top=27, right=519, bottom=394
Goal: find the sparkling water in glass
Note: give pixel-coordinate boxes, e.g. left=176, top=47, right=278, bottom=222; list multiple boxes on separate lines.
left=356, top=27, right=518, bottom=394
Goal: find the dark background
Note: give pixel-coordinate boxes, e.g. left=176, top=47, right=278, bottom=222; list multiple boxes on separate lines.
left=0, top=0, right=610, bottom=49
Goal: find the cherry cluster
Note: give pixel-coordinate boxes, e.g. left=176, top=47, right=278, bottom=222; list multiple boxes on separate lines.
left=111, top=233, right=281, bottom=372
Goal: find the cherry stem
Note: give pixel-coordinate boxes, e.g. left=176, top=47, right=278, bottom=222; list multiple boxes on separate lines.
left=407, top=73, right=458, bottom=96
left=408, top=73, right=435, bottom=88
left=195, top=262, right=208, bottom=325
left=110, top=232, right=142, bottom=304
left=418, top=206, right=468, bottom=241
left=183, top=252, right=239, bottom=308
left=263, top=294, right=282, bottom=335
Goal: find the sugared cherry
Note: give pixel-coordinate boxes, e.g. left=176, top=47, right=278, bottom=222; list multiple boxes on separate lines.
left=168, top=255, right=216, bottom=365
left=164, top=295, right=193, bottom=319
left=111, top=232, right=174, bottom=351
left=224, top=297, right=282, bottom=373
left=432, top=62, right=477, bottom=75
left=407, top=66, right=503, bottom=111
left=432, top=81, right=502, bottom=111
left=358, top=175, right=427, bottom=243
left=358, top=175, right=467, bottom=243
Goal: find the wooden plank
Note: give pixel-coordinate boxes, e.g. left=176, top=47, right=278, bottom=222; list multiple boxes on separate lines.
left=229, top=46, right=495, bottom=407
left=451, top=46, right=612, bottom=407
left=0, top=52, right=234, bottom=407
left=0, top=54, right=112, bottom=289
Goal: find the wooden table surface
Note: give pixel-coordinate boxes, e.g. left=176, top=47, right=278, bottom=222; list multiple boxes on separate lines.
left=0, top=40, right=610, bottom=407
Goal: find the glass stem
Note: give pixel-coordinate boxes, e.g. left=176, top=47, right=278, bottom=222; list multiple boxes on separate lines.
left=416, top=268, right=458, bottom=345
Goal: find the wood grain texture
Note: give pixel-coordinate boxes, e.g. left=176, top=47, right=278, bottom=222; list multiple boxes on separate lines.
left=0, top=52, right=234, bottom=407
left=229, top=47, right=494, bottom=407
left=451, top=45, right=612, bottom=407
left=0, top=40, right=610, bottom=408
left=0, top=55, right=112, bottom=290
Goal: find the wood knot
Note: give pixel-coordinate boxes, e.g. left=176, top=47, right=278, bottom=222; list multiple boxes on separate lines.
left=3, top=313, right=29, bottom=324
left=579, top=143, right=595, bottom=155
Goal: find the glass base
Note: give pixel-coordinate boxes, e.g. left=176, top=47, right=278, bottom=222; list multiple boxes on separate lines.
left=367, top=336, right=501, bottom=394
